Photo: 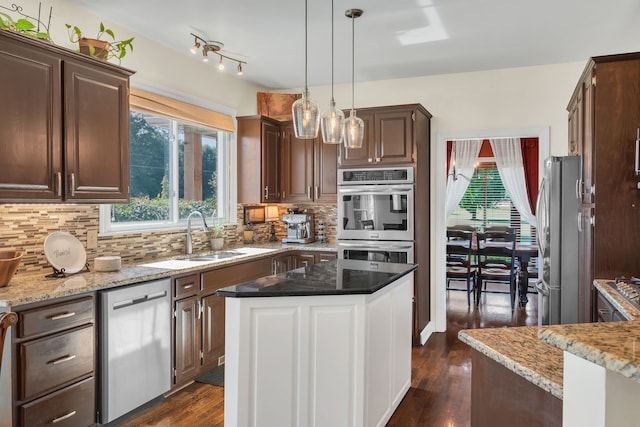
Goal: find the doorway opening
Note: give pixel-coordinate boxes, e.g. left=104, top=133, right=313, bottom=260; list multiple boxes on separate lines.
left=430, top=127, right=549, bottom=338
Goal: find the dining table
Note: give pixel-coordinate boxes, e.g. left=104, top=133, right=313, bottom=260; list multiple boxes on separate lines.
left=446, top=239, right=539, bottom=308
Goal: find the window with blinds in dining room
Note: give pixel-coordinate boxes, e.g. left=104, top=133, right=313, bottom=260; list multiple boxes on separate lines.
left=446, top=161, right=536, bottom=243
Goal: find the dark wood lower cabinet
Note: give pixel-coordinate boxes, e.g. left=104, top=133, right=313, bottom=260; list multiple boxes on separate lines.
left=21, top=376, right=95, bottom=427
left=174, top=295, right=201, bottom=385
left=201, top=293, right=225, bottom=369
left=471, top=349, right=561, bottom=427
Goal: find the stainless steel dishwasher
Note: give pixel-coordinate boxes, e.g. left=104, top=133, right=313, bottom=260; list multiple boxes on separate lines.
left=99, top=278, right=171, bottom=424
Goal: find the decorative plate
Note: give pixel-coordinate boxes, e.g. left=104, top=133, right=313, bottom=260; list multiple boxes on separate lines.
left=44, top=232, right=87, bottom=274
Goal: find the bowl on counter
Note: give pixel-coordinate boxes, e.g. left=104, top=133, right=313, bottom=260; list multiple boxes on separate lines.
left=0, top=250, right=23, bottom=287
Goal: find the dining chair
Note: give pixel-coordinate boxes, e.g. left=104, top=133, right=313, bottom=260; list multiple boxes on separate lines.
left=446, top=229, right=476, bottom=305
left=475, top=229, right=518, bottom=308
left=0, top=311, right=18, bottom=372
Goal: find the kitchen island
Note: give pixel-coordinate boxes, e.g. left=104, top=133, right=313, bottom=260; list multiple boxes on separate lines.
left=217, top=259, right=417, bottom=427
left=459, top=279, right=640, bottom=427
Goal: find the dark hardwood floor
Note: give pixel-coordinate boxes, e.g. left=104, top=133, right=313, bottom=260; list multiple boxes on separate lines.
left=118, top=283, right=538, bottom=426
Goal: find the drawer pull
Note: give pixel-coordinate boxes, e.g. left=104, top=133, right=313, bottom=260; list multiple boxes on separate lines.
left=52, top=410, right=77, bottom=424
left=50, top=312, right=76, bottom=321
left=50, top=354, right=77, bottom=365
left=183, top=283, right=194, bottom=289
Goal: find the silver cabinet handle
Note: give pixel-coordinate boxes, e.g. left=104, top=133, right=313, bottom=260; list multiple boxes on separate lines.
left=375, top=157, right=381, bottom=163
left=52, top=411, right=77, bottom=424
left=367, top=158, right=373, bottom=163
left=314, top=186, right=319, bottom=200
left=590, top=214, right=595, bottom=227
left=264, top=186, right=268, bottom=200
left=591, top=184, right=595, bottom=197
left=282, top=190, right=286, bottom=199
left=197, top=300, right=202, bottom=320
left=183, top=284, right=194, bottom=290
left=69, top=173, right=76, bottom=197
left=50, top=354, right=77, bottom=365
left=575, top=179, right=581, bottom=200
left=50, top=311, right=76, bottom=321
left=577, top=211, right=583, bottom=232
left=307, top=186, right=312, bottom=200
left=56, top=172, right=62, bottom=197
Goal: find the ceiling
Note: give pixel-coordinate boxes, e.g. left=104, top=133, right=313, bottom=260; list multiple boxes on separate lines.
left=66, top=0, right=640, bottom=90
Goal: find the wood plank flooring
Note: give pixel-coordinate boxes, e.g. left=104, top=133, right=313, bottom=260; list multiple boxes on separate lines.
left=117, top=285, right=538, bottom=427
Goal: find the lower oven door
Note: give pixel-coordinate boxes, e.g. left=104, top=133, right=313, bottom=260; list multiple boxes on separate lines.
left=337, top=241, right=414, bottom=263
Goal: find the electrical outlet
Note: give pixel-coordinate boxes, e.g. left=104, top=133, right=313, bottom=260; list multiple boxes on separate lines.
left=87, top=230, right=98, bottom=249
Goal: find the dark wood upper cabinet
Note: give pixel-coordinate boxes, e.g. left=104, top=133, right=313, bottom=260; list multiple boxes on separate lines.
left=280, top=122, right=338, bottom=203
left=339, top=105, right=416, bottom=167
left=0, top=31, right=134, bottom=203
left=568, top=52, right=640, bottom=322
left=237, top=116, right=281, bottom=203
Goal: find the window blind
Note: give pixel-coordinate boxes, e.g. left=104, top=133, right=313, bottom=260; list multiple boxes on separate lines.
left=130, top=88, right=235, bottom=133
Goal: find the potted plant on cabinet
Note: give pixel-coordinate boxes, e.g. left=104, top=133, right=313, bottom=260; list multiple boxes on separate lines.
left=208, top=224, right=225, bottom=250
left=65, top=22, right=133, bottom=63
left=0, top=12, right=50, bottom=40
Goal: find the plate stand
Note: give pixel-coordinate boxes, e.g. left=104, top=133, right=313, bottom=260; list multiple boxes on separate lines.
left=45, top=263, right=91, bottom=279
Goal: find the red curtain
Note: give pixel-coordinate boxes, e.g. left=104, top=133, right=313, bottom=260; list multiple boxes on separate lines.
left=520, top=137, right=539, bottom=215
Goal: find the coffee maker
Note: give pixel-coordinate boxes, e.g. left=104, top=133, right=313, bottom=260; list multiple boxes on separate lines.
left=282, top=211, right=315, bottom=243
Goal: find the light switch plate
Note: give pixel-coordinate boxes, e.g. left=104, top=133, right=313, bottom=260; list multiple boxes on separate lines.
left=87, top=230, right=98, bottom=249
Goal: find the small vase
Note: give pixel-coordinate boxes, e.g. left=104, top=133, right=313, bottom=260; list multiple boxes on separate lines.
left=210, top=238, right=224, bottom=250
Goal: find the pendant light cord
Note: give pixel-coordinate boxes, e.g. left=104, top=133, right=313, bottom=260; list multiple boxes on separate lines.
left=330, top=0, right=335, bottom=102
left=350, top=12, right=355, bottom=111
left=304, top=0, right=309, bottom=93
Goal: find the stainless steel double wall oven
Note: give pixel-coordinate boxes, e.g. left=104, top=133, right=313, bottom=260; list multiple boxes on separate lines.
left=337, top=167, right=414, bottom=263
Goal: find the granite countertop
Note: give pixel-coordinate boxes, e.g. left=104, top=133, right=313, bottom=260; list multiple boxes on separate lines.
left=593, top=278, right=640, bottom=320
left=458, top=326, right=564, bottom=399
left=216, top=259, right=418, bottom=298
left=538, top=321, right=640, bottom=383
left=0, top=242, right=337, bottom=308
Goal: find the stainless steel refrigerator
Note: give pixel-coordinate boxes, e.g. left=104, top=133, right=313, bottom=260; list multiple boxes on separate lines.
left=535, top=156, right=581, bottom=325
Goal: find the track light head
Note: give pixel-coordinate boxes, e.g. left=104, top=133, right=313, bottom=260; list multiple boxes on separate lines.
left=217, top=56, right=225, bottom=70
left=237, top=62, right=243, bottom=76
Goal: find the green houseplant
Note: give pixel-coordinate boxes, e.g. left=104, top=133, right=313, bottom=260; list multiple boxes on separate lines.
left=0, top=12, right=50, bottom=39
left=208, top=224, right=225, bottom=250
left=65, top=22, right=133, bottom=63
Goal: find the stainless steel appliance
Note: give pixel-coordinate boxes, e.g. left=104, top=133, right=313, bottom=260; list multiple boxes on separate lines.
left=535, top=156, right=580, bottom=325
left=338, top=167, right=414, bottom=241
left=337, top=241, right=414, bottom=263
left=99, top=279, right=171, bottom=423
left=599, top=278, right=638, bottom=321
left=338, top=167, right=414, bottom=263
left=282, top=212, right=315, bottom=243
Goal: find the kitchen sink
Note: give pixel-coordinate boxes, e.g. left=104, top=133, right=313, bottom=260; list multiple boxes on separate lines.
left=140, top=247, right=275, bottom=270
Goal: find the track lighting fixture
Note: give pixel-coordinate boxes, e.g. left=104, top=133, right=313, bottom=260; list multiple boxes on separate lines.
left=189, top=33, right=246, bottom=77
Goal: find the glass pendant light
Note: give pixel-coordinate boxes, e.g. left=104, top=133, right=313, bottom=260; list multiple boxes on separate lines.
left=320, top=0, right=344, bottom=145
left=292, top=0, right=320, bottom=139
left=343, top=9, right=364, bottom=149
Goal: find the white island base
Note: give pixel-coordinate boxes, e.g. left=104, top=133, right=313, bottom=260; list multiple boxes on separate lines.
left=223, top=272, right=414, bottom=427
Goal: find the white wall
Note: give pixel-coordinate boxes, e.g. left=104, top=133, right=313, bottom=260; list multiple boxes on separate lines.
left=48, top=0, right=261, bottom=116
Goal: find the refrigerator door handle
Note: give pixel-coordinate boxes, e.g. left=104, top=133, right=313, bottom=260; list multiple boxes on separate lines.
left=577, top=211, right=583, bottom=232
left=535, top=177, right=547, bottom=254
left=575, top=179, right=581, bottom=200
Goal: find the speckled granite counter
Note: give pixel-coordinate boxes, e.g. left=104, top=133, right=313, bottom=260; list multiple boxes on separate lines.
left=458, top=326, right=564, bottom=399
left=0, top=242, right=336, bottom=307
left=217, top=259, right=417, bottom=297
left=538, top=321, right=640, bottom=383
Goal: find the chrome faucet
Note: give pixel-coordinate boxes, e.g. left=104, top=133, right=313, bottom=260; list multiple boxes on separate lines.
left=186, top=211, right=208, bottom=255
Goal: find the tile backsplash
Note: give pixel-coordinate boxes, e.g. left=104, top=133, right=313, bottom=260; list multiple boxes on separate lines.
left=0, top=203, right=336, bottom=275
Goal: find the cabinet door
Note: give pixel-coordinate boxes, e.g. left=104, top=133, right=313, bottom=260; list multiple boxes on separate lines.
left=315, top=139, right=338, bottom=202
left=64, top=60, right=130, bottom=202
left=339, top=110, right=375, bottom=166
left=316, top=252, right=337, bottom=263
left=174, top=296, right=201, bottom=384
left=0, top=35, right=62, bottom=201
left=567, top=87, right=583, bottom=156
left=294, top=253, right=316, bottom=269
left=201, top=293, right=225, bottom=370
left=375, top=109, right=414, bottom=165
left=281, top=124, right=314, bottom=202
left=262, top=120, right=281, bottom=202
left=581, top=71, right=595, bottom=205
left=272, top=255, right=292, bottom=274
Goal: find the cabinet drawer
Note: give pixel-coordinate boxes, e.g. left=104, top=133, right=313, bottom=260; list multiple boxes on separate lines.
left=21, top=376, right=95, bottom=427
left=20, top=325, right=94, bottom=400
left=174, top=274, right=199, bottom=299
left=19, top=296, right=93, bottom=338
left=202, top=257, right=272, bottom=293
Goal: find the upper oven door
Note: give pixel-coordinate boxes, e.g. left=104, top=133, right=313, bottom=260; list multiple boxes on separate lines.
left=338, top=184, right=414, bottom=241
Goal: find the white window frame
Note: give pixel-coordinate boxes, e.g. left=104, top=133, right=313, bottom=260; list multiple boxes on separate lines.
left=99, top=102, right=237, bottom=236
